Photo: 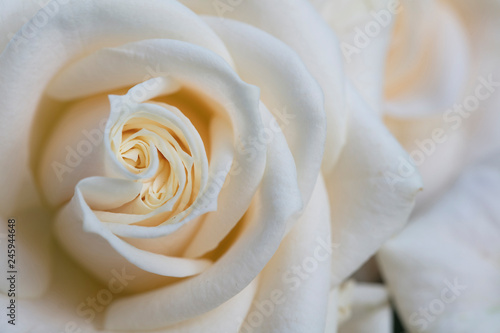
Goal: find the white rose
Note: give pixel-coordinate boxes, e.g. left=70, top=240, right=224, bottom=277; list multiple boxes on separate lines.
left=0, top=0, right=421, bottom=332
left=316, top=0, right=500, bottom=332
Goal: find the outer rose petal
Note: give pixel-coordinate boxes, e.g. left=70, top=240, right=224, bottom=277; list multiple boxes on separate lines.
left=202, top=17, right=326, bottom=206
left=0, top=0, right=48, bottom=53
left=0, top=1, right=60, bottom=301
left=0, top=209, right=52, bottom=298
left=0, top=246, right=104, bottom=333
left=378, top=156, right=500, bottom=332
left=325, top=83, right=422, bottom=286
left=0, top=244, right=257, bottom=333
left=241, top=175, right=332, bottom=333
left=384, top=115, right=468, bottom=212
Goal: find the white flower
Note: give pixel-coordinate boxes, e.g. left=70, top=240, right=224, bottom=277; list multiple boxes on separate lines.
left=0, top=0, right=421, bottom=332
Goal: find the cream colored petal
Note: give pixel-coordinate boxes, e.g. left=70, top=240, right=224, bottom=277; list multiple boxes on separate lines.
left=325, top=83, right=422, bottom=287
left=0, top=244, right=104, bottom=333
left=122, top=116, right=234, bottom=257
left=39, top=94, right=115, bottom=206
left=0, top=0, right=50, bottom=53
left=151, top=280, right=258, bottom=333
left=203, top=16, right=326, bottom=205
left=384, top=115, right=468, bottom=212
left=0, top=209, right=52, bottom=298
left=378, top=156, right=500, bottom=333
left=243, top=175, right=331, bottom=333
left=54, top=177, right=212, bottom=293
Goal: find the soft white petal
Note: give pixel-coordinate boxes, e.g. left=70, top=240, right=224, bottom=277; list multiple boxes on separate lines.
left=0, top=209, right=52, bottom=298
left=325, top=83, right=422, bottom=286
left=378, top=156, right=500, bottom=333
left=0, top=0, right=50, bottom=53
left=203, top=16, right=326, bottom=206
left=384, top=115, right=468, bottom=213
left=153, top=280, right=258, bottom=333
left=0, top=245, right=103, bottom=333
left=38, top=94, right=114, bottom=206
left=243, top=175, right=331, bottom=333
left=55, top=177, right=212, bottom=292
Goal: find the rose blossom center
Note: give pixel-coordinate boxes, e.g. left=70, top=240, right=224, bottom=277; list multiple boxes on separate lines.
left=107, top=100, right=207, bottom=219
